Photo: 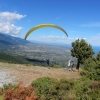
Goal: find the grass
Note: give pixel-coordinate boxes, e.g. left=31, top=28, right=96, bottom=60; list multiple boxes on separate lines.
left=0, top=62, right=81, bottom=86
left=0, top=62, right=16, bottom=68
left=0, top=96, right=3, bottom=100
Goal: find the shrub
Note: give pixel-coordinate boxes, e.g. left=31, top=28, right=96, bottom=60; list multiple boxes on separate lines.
left=82, top=57, right=100, bottom=80
left=31, top=77, right=58, bottom=100
left=31, top=77, right=76, bottom=100
left=72, top=77, right=100, bottom=99
left=4, top=83, right=37, bottom=100
left=83, top=57, right=97, bottom=71
left=74, top=77, right=92, bottom=97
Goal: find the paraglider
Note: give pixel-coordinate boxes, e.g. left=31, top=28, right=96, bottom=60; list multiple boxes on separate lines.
left=24, top=24, right=68, bottom=40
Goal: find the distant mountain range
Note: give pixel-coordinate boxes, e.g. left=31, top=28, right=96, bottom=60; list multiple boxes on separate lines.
left=0, top=33, right=71, bottom=52
left=0, top=33, right=29, bottom=45
left=0, top=33, right=72, bottom=67
left=0, top=33, right=100, bottom=55
left=0, top=33, right=30, bottom=51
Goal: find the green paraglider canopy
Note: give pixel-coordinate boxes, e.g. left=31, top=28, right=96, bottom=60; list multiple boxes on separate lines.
left=25, top=24, right=68, bottom=40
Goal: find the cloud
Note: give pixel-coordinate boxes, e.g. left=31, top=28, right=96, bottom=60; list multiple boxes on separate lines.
left=0, top=11, right=26, bottom=35
left=68, top=38, right=74, bottom=40
left=75, top=37, right=86, bottom=40
left=0, top=11, right=26, bottom=22
left=74, top=35, right=100, bottom=46
left=89, top=34, right=100, bottom=41
left=0, top=22, right=22, bottom=35
left=83, top=34, right=100, bottom=46
left=37, top=35, right=67, bottom=41
left=36, top=35, right=80, bottom=44
left=79, top=22, right=100, bottom=27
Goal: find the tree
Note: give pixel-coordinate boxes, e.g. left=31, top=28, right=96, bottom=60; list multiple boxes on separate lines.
left=71, top=39, right=94, bottom=70
left=96, top=51, right=100, bottom=61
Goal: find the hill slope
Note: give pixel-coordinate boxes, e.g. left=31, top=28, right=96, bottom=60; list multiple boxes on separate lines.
left=0, top=62, right=80, bottom=86
left=0, top=33, right=74, bottom=67
left=0, top=33, right=30, bottom=52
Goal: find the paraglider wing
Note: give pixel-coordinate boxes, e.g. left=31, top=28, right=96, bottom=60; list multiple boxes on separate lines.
left=25, top=24, right=68, bottom=40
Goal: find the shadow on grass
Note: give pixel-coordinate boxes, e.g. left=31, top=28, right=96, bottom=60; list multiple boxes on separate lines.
left=26, top=58, right=46, bottom=64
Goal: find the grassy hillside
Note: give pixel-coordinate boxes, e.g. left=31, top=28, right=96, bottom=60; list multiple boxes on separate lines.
left=0, top=51, right=52, bottom=66
left=0, top=48, right=76, bottom=67
left=0, top=51, right=30, bottom=64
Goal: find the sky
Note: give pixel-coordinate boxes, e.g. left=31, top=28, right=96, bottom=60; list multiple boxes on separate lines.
left=0, top=0, right=100, bottom=46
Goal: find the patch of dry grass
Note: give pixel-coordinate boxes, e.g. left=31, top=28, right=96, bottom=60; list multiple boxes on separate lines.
left=0, top=62, right=81, bottom=86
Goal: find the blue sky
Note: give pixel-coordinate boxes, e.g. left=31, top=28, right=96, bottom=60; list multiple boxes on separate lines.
left=0, top=0, right=100, bottom=46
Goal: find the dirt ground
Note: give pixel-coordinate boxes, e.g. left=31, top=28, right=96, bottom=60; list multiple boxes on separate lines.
left=0, top=62, right=81, bottom=86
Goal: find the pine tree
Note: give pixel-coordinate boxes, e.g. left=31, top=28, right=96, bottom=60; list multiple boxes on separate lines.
left=71, top=39, right=94, bottom=70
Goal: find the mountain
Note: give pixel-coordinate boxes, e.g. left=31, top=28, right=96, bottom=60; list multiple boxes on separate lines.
left=0, top=33, right=30, bottom=53
left=0, top=33, right=99, bottom=55
left=0, top=33, right=29, bottom=45
left=0, top=33, right=73, bottom=67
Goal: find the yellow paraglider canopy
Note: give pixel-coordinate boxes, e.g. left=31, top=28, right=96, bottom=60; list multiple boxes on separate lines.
left=25, top=24, right=68, bottom=40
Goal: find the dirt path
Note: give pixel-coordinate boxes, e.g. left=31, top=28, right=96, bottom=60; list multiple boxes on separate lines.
left=0, top=62, right=81, bottom=86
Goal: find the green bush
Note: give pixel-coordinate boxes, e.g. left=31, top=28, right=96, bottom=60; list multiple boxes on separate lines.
left=83, top=57, right=97, bottom=71
left=31, top=76, right=100, bottom=100
left=74, top=78, right=92, bottom=97
left=31, top=77, right=58, bottom=100
left=31, top=77, right=76, bottom=100
left=3, top=83, right=18, bottom=92
left=82, top=57, right=100, bottom=80
left=73, top=77, right=100, bottom=99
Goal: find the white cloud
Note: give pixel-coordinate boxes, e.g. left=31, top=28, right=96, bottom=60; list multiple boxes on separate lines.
left=75, top=37, right=86, bottom=40
left=68, top=38, right=74, bottom=40
left=29, top=33, right=100, bottom=46
left=0, top=11, right=26, bottom=35
left=83, top=38, right=86, bottom=40
left=84, top=34, right=100, bottom=46
left=37, top=35, right=67, bottom=41
left=0, top=22, right=22, bottom=34
left=0, top=11, right=26, bottom=22
left=36, top=36, right=82, bottom=43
